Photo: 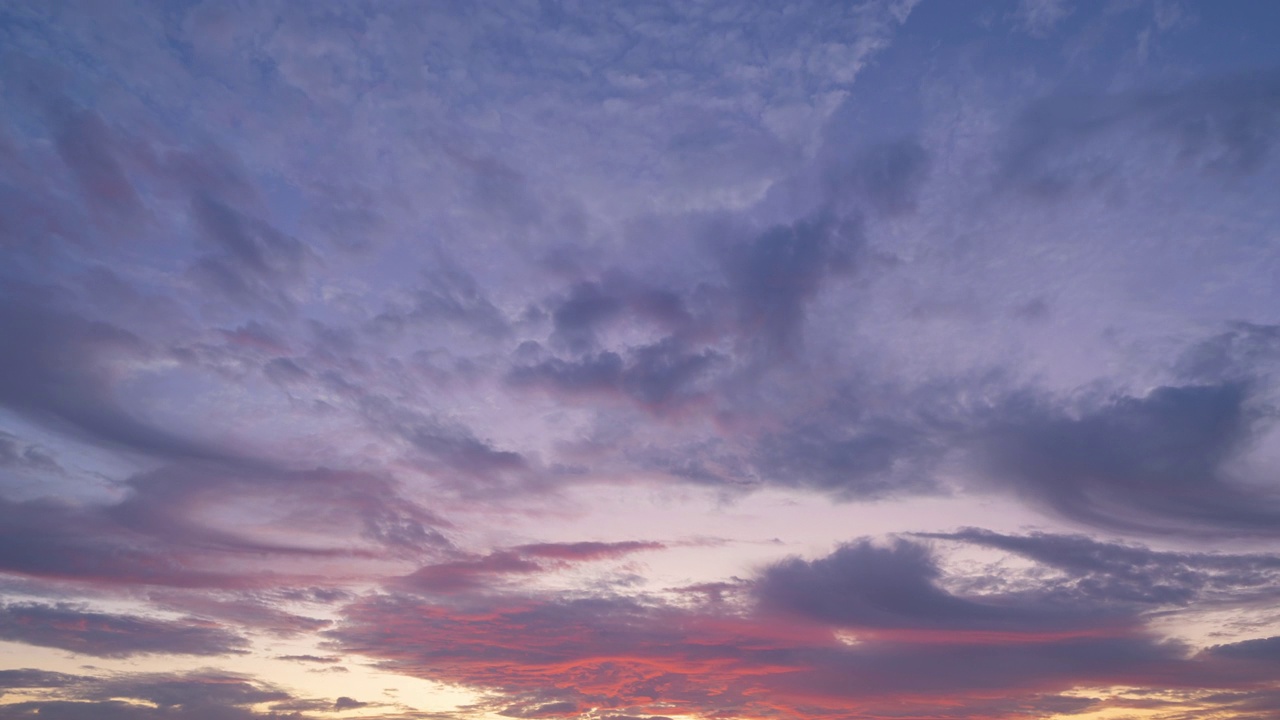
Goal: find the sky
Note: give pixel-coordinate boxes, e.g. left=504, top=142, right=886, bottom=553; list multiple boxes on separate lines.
left=2, top=0, right=1280, bottom=718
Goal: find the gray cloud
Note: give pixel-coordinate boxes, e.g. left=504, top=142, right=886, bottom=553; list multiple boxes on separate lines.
left=975, top=383, right=1280, bottom=536
left=0, top=604, right=248, bottom=658
left=188, top=195, right=313, bottom=315
left=721, top=213, right=863, bottom=359
left=0, top=670, right=313, bottom=720
left=1203, top=636, right=1280, bottom=664
left=1000, top=71, right=1280, bottom=198
left=922, top=528, right=1280, bottom=608
left=824, top=138, right=931, bottom=217
left=0, top=669, right=83, bottom=694
left=510, top=339, right=724, bottom=415
left=0, top=295, right=241, bottom=465
left=757, top=537, right=1128, bottom=634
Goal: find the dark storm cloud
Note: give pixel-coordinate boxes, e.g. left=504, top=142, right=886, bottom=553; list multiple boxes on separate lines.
left=975, top=382, right=1280, bottom=536
left=1001, top=70, right=1280, bottom=197
left=0, top=603, right=248, bottom=658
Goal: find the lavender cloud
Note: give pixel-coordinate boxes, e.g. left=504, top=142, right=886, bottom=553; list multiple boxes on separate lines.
left=3, top=2, right=1280, bottom=718
left=332, top=535, right=1280, bottom=719
left=974, top=382, right=1280, bottom=537
left=0, top=604, right=248, bottom=658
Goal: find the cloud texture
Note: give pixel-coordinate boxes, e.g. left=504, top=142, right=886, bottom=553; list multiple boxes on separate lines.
left=2, top=1, right=1280, bottom=718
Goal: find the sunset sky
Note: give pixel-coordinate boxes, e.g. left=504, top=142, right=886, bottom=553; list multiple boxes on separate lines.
left=3, top=1, right=1280, bottom=718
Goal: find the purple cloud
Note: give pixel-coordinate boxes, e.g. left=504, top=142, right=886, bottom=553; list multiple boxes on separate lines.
left=0, top=604, right=248, bottom=658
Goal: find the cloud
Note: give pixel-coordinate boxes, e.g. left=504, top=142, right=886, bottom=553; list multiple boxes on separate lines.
left=0, top=295, right=239, bottom=465
left=400, top=540, right=663, bottom=594
left=0, top=494, right=240, bottom=589
left=757, top=538, right=1121, bottom=636
left=1203, top=636, right=1280, bottom=664
left=0, top=604, right=248, bottom=658
left=4, top=4, right=1280, bottom=719
left=0, top=670, right=315, bottom=720
left=823, top=138, right=931, bottom=217
left=922, top=528, right=1280, bottom=608
left=513, top=541, right=664, bottom=562
left=334, top=696, right=369, bottom=710
left=0, top=431, right=62, bottom=475
left=370, top=252, right=511, bottom=340
left=752, top=399, right=940, bottom=499
left=1000, top=71, right=1280, bottom=198
left=110, top=462, right=452, bottom=558
left=1012, top=0, right=1073, bottom=37
left=1177, top=322, right=1280, bottom=383
left=0, top=460, right=450, bottom=590
left=0, top=669, right=83, bottom=693
left=721, top=214, right=863, bottom=359
left=975, top=383, right=1280, bottom=536
left=148, top=592, right=331, bottom=638
left=332, top=530, right=1280, bottom=712
left=545, top=278, right=694, bottom=356
left=510, top=339, right=725, bottom=415
left=46, top=102, right=145, bottom=222
left=188, top=194, right=313, bottom=315
left=354, top=393, right=528, bottom=492
left=276, top=654, right=342, bottom=664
